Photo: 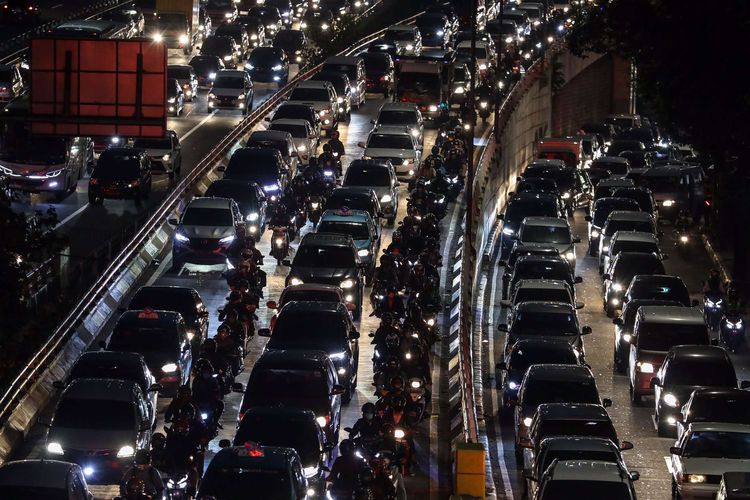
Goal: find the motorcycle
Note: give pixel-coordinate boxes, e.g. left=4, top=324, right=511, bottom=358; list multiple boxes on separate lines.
left=477, top=98, right=491, bottom=123
left=270, top=226, right=290, bottom=265
left=704, top=292, right=725, bottom=331
left=721, top=313, right=745, bottom=352
left=307, top=195, right=323, bottom=227
left=674, top=229, right=692, bottom=257
left=164, top=471, right=192, bottom=500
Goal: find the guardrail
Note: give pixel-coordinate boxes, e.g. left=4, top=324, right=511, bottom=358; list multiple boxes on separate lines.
left=0, top=5, right=424, bottom=431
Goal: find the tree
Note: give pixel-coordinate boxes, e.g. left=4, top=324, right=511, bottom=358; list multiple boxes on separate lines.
left=567, top=0, right=750, bottom=280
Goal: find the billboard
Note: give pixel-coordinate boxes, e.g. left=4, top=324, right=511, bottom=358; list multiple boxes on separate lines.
left=29, top=37, right=167, bottom=138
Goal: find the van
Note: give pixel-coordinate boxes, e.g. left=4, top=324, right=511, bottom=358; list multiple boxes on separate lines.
left=321, top=56, right=367, bottom=108
left=628, top=306, right=709, bottom=402
left=536, top=137, right=583, bottom=169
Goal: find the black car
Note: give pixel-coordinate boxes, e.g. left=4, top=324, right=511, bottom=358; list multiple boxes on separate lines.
left=189, top=55, right=226, bottom=88
left=1, top=0, right=40, bottom=24
left=617, top=127, right=655, bottom=148
left=246, top=47, right=290, bottom=85
left=239, top=349, right=345, bottom=442
left=608, top=139, right=645, bottom=156
left=652, top=345, right=743, bottom=436
left=234, top=407, right=330, bottom=496
left=166, top=78, right=185, bottom=116
left=513, top=177, right=559, bottom=196
left=585, top=196, right=641, bottom=256
left=127, top=285, right=210, bottom=348
left=264, top=0, right=294, bottom=25
left=364, top=37, right=403, bottom=58
left=215, top=23, right=251, bottom=58
left=205, top=179, right=268, bottom=235
left=259, top=301, right=360, bottom=401
left=273, top=29, right=306, bottom=64
left=204, top=0, right=238, bottom=25
left=284, top=233, right=365, bottom=319
left=88, top=148, right=152, bottom=205
left=300, top=9, right=335, bottom=35
left=221, top=147, right=290, bottom=198
left=247, top=6, right=283, bottom=36
left=236, top=15, right=266, bottom=47
left=269, top=102, right=322, bottom=136
left=498, top=192, right=563, bottom=259
left=496, top=339, right=579, bottom=410
left=541, top=167, right=592, bottom=214
left=200, top=35, right=238, bottom=66
left=623, top=274, right=693, bottom=307
left=168, top=64, right=198, bottom=102
left=581, top=122, right=616, bottom=145
left=358, top=52, right=395, bottom=97
left=324, top=187, right=381, bottom=223
left=504, top=254, right=580, bottom=299
left=611, top=187, right=658, bottom=219
left=416, top=12, right=451, bottom=48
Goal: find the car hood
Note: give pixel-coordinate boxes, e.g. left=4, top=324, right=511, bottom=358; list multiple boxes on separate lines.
left=140, top=147, right=171, bottom=157
left=180, top=225, right=235, bottom=239
left=364, top=148, right=416, bottom=160
left=211, top=88, right=243, bottom=98
left=518, top=241, right=572, bottom=255
left=293, top=267, right=354, bottom=282
left=289, top=100, right=328, bottom=111
left=49, top=427, right=136, bottom=452
left=349, top=185, right=389, bottom=198
left=682, top=458, right=750, bottom=475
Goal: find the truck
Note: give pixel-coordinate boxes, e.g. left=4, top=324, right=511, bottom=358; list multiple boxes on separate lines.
left=395, top=50, right=455, bottom=123
left=536, top=137, right=583, bottom=169
left=154, top=0, right=200, bottom=55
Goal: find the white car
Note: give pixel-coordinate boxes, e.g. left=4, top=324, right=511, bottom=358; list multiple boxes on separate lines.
left=287, top=80, right=338, bottom=135
left=670, top=423, right=750, bottom=500
left=268, top=118, right=319, bottom=165
left=371, top=102, right=424, bottom=144
left=535, top=460, right=639, bottom=499
left=383, top=25, right=422, bottom=56
left=207, top=69, right=254, bottom=114
left=456, top=40, right=495, bottom=75
left=359, top=125, right=422, bottom=180
left=132, top=130, right=182, bottom=180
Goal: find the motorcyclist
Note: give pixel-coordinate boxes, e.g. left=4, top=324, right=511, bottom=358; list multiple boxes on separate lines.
left=120, top=477, right=152, bottom=500
left=385, top=232, right=407, bottom=255
left=119, top=449, right=164, bottom=499
left=198, top=338, right=231, bottom=387
left=220, top=290, right=255, bottom=333
left=476, top=79, right=494, bottom=106
left=371, top=453, right=402, bottom=500
left=703, top=269, right=726, bottom=295
left=221, top=307, right=247, bottom=347
left=372, top=254, right=400, bottom=289
left=424, top=145, right=444, bottom=172
left=373, top=287, right=406, bottom=318
left=164, top=408, right=204, bottom=493
left=165, top=385, right=196, bottom=424
left=191, top=359, right=225, bottom=424
left=242, top=235, right=264, bottom=266
left=726, top=281, right=745, bottom=315
left=415, top=157, right=436, bottom=180
left=150, top=432, right=168, bottom=471
left=374, top=358, right=405, bottom=396
left=407, top=262, right=430, bottom=293
left=318, top=142, right=341, bottom=177
left=328, top=130, right=346, bottom=159
left=267, top=202, right=292, bottom=228
left=421, top=213, right=441, bottom=240
left=372, top=313, right=401, bottom=349
left=327, top=439, right=367, bottom=496
left=291, top=173, right=311, bottom=202
left=215, top=323, right=241, bottom=374
left=349, top=402, right=384, bottom=453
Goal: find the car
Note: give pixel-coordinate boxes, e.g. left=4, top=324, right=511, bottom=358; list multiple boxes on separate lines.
left=321, top=56, right=367, bottom=109
left=233, top=407, right=330, bottom=496
left=627, top=306, right=710, bottom=403
left=106, top=309, right=193, bottom=394
left=266, top=283, right=352, bottom=330
left=586, top=167, right=613, bottom=187
left=360, top=126, right=423, bottom=180
left=317, top=208, right=381, bottom=279
left=269, top=102, right=322, bottom=138
left=168, top=64, right=198, bottom=102
left=592, top=156, right=630, bottom=177
left=204, top=179, right=268, bottom=236
left=309, top=71, right=353, bottom=121
left=456, top=40, right=494, bottom=75
left=239, top=349, right=345, bottom=442
left=208, top=69, right=254, bottom=114
left=534, top=459, right=638, bottom=500
left=382, top=24, right=422, bottom=56
left=640, top=164, right=706, bottom=222
left=170, top=196, right=246, bottom=270
left=512, top=177, right=560, bottom=197
left=618, top=127, right=655, bottom=148
left=623, top=274, right=693, bottom=307
left=88, top=148, right=151, bottom=205
left=499, top=192, right=565, bottom=259
left=503, top=279, right=582, bottom=316
left=449, top=61, right=472, bottom=106
left=215, top=22, right=251, bottom=58
left=677, top=388, right=750, bottom=439
left=343, top=159, right=399, bottom=224
left=200, top=35, right=240, bottom=66
left=222, top=147, right=291, bottom=198
left=597, top=211, right=659, bottom=271
left=602, top=230, right=663, bottom=276
left=132, top=130, right=182, bottom=180
left=620, top=150, right=655, bottom=174
left=166, top=78, right=185, bottom=116
left=236, top=15, right=266, bottom=48
left=246, top=6, right=283, bottom=37
left=188, top=54, right=226, bottom=88
left=268, top=118, right=318, bottom=164
left=513, top=366, right=609, bottom=464
left=416, top=12, right=452, bottom=49
left=521, top=160, right=567, bottom=178
left=273, top=29, right=306, bottom=63
left=608, top=139, right=645, bottom=157
left=363, top=37, right=404, bottom=58
left=0, top=459, right=93, bottom=499
left=246, top=130, right=300, bottom=177
left=495, top=339, right=580, bottom=410
left=514, top=216, right=580, bottom=272
left=669, top=423, right=750, bottom=499
left=592, top=178, right=636, bottom=203
left=0, top=64, right=24, bottom=106
left=717, top=472, right=750, bottom=500
left=358, top=52, right=396, bottom=97
left=200, top=442, right=308, bottom=499
left=288, top=80, right=338, bottom=135
left=44, top=378, right=155, bottom=481
left=300, top=8, right=336, bottom=35
left=246, top=46, right=290, bottom=86
left=585, top=197, right=642, bottom=256
left=541, top=167, right=593, bottom=214
left=602, top=251, right=666, bottom=316
left=612, top=186, right=658, bottom=220
left=653, top=345, right=743, bottom=436
left=578, top=133, right=604, bottom=163
left=371, top=102, right=424, bottom=144
left=324, top=187, right=382, bottom=223
left=504, top=254, right=581, bottom=300
left=259, top=301, right=360, bottom=401
left=581, top=122, right=616, bottom=146
left=285, top=232, right=365, bottom=318
left=127, top=285, right=210, bottom=348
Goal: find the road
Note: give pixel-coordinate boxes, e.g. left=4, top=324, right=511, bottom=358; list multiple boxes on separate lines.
left=477, top=204, right=750, bottom=499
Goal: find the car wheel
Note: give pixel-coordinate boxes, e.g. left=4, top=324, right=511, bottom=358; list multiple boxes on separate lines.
left=672, top=478, right=681, bottom=499
left=629, top=383, right=641, bottom=403
left=88, top=193, right=102, bottom=205
left=657, top=416, right=671, bottom=437
left=588, top=244, right=596, bottom=256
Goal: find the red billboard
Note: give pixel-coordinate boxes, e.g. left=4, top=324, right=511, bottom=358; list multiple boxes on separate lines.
left=29, top=38, right=167, bottom=138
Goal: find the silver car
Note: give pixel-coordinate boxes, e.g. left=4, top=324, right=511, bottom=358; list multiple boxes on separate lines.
left=343, top=159, right=400, bottom=225
left=268, top=118, right=319, bottom=165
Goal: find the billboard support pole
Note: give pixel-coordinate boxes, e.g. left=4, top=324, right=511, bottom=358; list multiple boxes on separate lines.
left=63, top=50, right=72, bottom=116
left=135, top=52, right=143, bottom=120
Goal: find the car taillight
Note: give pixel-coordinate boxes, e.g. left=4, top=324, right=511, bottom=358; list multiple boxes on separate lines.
left=379, top=75, right=389, bottom=82
left=89, top=178, right=98, bottom=185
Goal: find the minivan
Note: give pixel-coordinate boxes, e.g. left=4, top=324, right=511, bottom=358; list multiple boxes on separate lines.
left=321, top=56, right=366, bottom=108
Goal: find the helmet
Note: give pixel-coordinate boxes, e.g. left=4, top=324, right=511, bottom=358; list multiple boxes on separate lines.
left=362, top=402, right=376, bottom=414
left=151, top=432, right=167, bottom=449
left=201, top=338, right=217, bottom=353
left=381, top=312, right=394, bottom=326
left=331, top=130, right=340, bottom=139
left=323, top=143, right=332, bottom=152
left=431, top=145, right=439, bottom=155
left=194, top=358, right=214, bottom=373
left=391, top=394, right=407, bottom=410
left=134, top=449, right=151, bottom=465
left=224, top=307, right=239, bottom=319
left=217, top=323, right=231, bottom=335
left=415, top=178, right=426, bottom=189
left=308, top=156, right=318, bottom=167
left=125, top=478, right=145, bottom=495
left=177, top=385, right=192, bottom=397
left=390, top=375, right=404, bottom=389
left=229, top=290, right=242, bottom=301
left=385, top=332, right=400, bottom=349
left=414, top=263, right=425, bottom=275
left=245, top=235, right=256, bottom=246
left=339, top=439, right=355, bottom=456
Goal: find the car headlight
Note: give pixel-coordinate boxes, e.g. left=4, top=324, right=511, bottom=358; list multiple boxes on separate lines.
left=219, top=235, right=235, bottom=245
left=663, top=393, right=679, bottom=407
left=246, top=212, right=259, bottom=221
left=168, top=97, right=176, bottom=104
left=223, top=55, right=232, bottom=61
left=47, top=442, right=64, bottom=455
left=117, top=445, right=135, bottom=458
left=357, top=249, right=369, bottom=257
left=300, top=22, right=307, bottom=28
left=303, top=465, right=319, bottom=478
left=502, top=227, right=514, bottom=236
left=174, top=232, right=189, bottom=242
left=316, top=416, right=328, bottom=427
left=162, top=363, right=178, bottom=373
left=612, top=283, right=623, bottom=292
left=225, top=12, right=233, bottom=18
left=686, top=474, right=706, bottom=483
left=411, top=129, right=420, bottom=138
left=680, top=235, right=688, bottom=243
left=208, top=72, right=217, bottom=80
left=591, top=229, right=600, bottom=238
left=179, top=34, right=188, bottom=44
left=523, top=417, right=532, bottom=427
left=426, top=318, right=435, bottom=326
left=153, top=33, right=163, bottom=43
left=405, top=44, right=414, bottom=51
left=402, top=159, right=410, bottom=166
left=272, top=64, right=283, bottom=71
left=337, top=367, right=347, bottom=375
left=454, top=86, right=464, bottom=94
left=565, top=251, right=575, bottom=260
left=505, top=36, right=514, bottom=44
left=611, top=298, right=620, bottom=306
left=428, top=104, right=438, bottom=112
left=561, top=192, right=571, bottom=199
left=321, top=23, right=329, bottom=30
left=662, top=199, right=674, bottom=207
left=479, top=63, right=487, bottom=70
left=291, top=277, right=304, bottom=286
left=251, top=34, right=258, bottom=40
left=602, top=246, right=609, bottom=252
left=381, top=194, right=392, bottom=203
left=162, top=154, right=171, bottom=161
left=208, top=93, right=217, bottom=99
left=508, top=381, right=519, bottom=390
left=340, top=279, right=355, bottom=289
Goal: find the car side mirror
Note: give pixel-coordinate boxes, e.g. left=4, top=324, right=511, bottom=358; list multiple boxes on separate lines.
left=148, top=383, right=162, bottom=392
left=691, top=299, right=700, bottom=307
left=574, top=301, right=585, bottom=310
left=331, top=384, right=346, bottom=396
left=630, top=471, right=640, bottom=481
left=741, top=380, right=750, bottom=389
left=219, top=439, right=232, bottom=448
left=370, top=119, right=376, bottom=124
left=574, top=276, right=583, bottom=284
left=581, top=325, right=593, bottom=335
left=572, top=236, right=581, bottom=243
left=620, top=441, right=634, bottom=451
left=216, top=165, right=226, bottom=172
left=357, top=141, right=366, bottom=148
left=52, top=380, right=66, bottom=390
left=613, top=317, right=623, bottom=326
left=497, top=324, right=508, bottom=332
left=584, top=215, right=592, bottom=222
left=281, top=259, right=292, bottom=266
left=266, top=300, right=278, bottom=309
left=496, top=362, right=506, bottom=371
left=258, top=328, right=272, bottom=337
left=602, top=398, right=612, bottom=408
left=602, top=273, right=611, bottom=280
left=168, top=217, right=179, bottom=226
left=349, top=330, right=360, bottom=340
left=669, top=446, right=682, bottom=456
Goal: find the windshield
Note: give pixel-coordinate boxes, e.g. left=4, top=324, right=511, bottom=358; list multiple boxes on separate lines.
left=215, top=76, right=244, bottom=89
left=665, top=359, right=736, bottom=387
left=367, top=134, right=413, bottom=150
left=593, top=202, right=639, bottom=227
left=109, top=327, right=179, bottom=352
left=542, top=480, right=631, bottom=499
left=200, top=465, right=292, bottom=499
left=605, top=220, right=653, bottom=235
left=326, top=195, right=375, bottom=215
left=614, top=191, right=651, bottom=212
left=236, top=415, right=320, bottom=464
left=521, top=225, right=571, bottom=244
left=684, top=431, right=750, bottom=459
left=317, top=221, right=370, bottom=240
left=513, top=311, right=578, bottom=336
left=207, top=0, right=234, bottom=8
left=216, top=26, right=242, bottom=38
left=611, top=241, right=658, bottom=256
left=514, top=261, right=570, bottom=282
left=538, top=151, right=576, bottom=167
left=638, top=323, right=709, bottom=351
left=630, top=279, right=689, bottom=304
left=457, top=47, right=487, bottom=59
left=225, top=156, right=280, bottom=183
left=399, top=74, right=440, bottom=95
left=249, top=50, right=282, bottom=65
left=541, top=450, right=618, bottom=474
left=522, top=379, right=599, bottom=408
left=689, top=395, right=750, bottom=423
left=274, top=106, right=313, bottom=121
left=182, top=207, right=233, bottom=226
left=612, top=255, right=664, bottom=282
left=345, top=167, right=391, bottom=187
left=321, top=63, right=357, bottom=81
left=509, top=347, right=577, bottom=375
left=378, top=110, right=418, bottom=126
left=362, top=56, right=388, bottom=72
left=505, top=201, right=558, bottom=226
left=642, top=176, right=680, bottom=194
left=130, top=290, right=193, bottom=317
left=275, top=31, right=303, bottom=45
left=133, top=138, right=171, bottom=149
left=205, top=183, right=258, bottom=203
left=294, top=245, right=355, bottom=267
left=157, top=13, right=185, bottom=27
left=514, top=289, right=571, bottom=305
left=70, top=362, right=142, bottom=387
left=190, top=57, right=220, bottom=73
left=0, top=135, right=66, bottom=165
left=247, top=368, right=329, bottom=405
left=269, top=123, right=307, bottom=138
left=54, top=398, right=134, bottom=430
left=290, top=87, right=330, bottom=101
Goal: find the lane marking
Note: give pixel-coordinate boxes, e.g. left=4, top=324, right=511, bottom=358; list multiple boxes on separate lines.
left=180, top=110, right=217, bottom=142
left=664, top=456, right=673, bottom=474
left=54, top=202, right=89, bottom=229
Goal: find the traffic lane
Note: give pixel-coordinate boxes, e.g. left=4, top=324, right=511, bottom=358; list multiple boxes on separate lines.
left=0, top=0, right=114, bottom=43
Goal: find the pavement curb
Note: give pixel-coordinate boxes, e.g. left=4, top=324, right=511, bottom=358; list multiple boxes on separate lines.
left=702, top=233, right=732, bottom=283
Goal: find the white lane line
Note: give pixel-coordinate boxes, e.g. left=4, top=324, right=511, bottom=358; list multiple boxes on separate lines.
left=664, top=456, right=673, bottom=474
left=180, top=110, right=217, bottom=142
left=54, top=202, right=89, bottom=229
left=51, top=3, right=63, bottom=8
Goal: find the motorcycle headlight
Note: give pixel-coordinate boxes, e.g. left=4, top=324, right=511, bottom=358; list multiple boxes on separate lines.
left=246, top=212, right=259, bottom=221
left=323, top=170, right=334, bottom=177
left=680, top=235, right=688, bottom=243
left=340, top=279, right=355, bottom=289
left=480, top=101, right=488, bottom=108
left=612, top=283, right=623, bottom=292
left=502, top=227, right=514, bottom=236
left=411, top=380, right=421, bottom=389
left=663, top=393, right=679, bottom=407
left=561, top=192, right=571, bottom=199
left=303, top=465, right=319, bottom=478
left=290, top=277, right=304, bottom=286
left=321, top=23, right=329, bottom=30
left=508, top=381, right=519, bottom=390
left=298, top=144, right=307, bottom=152
left=300, top=22, right=307, bottom=28
left=272, top=64, right=283, bottom=71
left=161, top=154, right=171, bottom=161
left=316, top=416, right=327, bottom=427
left=479, top=63, right=487, bottom=70
left=168, top=97, right=176, bottom=104
left=381, top=194, right=392, bottom=203
left=225, top=12, right=233, bottom=18
left=245, top=63, right=255, bottom=70
left=161, top=363, right=178, bottom=373
left=336, top=96, right=344, bottom=104
left=411, top=129, right=420, bottom=138
left=208, top=72, right=217, bottom=80
left=47, top=442, right=64, bottom=455
left=117, top=445, right=135, bottom=458
left=358, top=249, right=369, bottom=257
left=505, top=36, right=514, bottom=44
left=523, top=417, right=532, bottom=427
left=275, top=237, right=285, bottom=247
left=178, top=34, right=188, bottom=44
left=394, top=428, right=406, bottom=439
left=428, top=104, right=438, bottom=112
left=310, top=202, right=320, bottom=209
left=219, top=235, right=235, bottom=245
left=662, top=199, right=675, bottom=207
left=405, top=44, right=414, bottom=51
left=223, top=55, right=232, bottom=61
left=426, top=318, right=435, bottom=326
left=208, top=93, right=217, bottom=99
left=251, top=34, right=258, bottom=40
left=591, top=229, right=600, bottom=238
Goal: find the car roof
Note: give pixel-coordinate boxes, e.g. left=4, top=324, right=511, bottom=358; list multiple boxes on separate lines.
left=594, top=197, right=640, bottom=208
left=0, top=460, right=79, bottom=488
left=63, top=378, right=139, bottom=401
left=544, top=460, right=628, bottom=482
left=135, top=285, right=196, bottom=297
left=118, top=309, right=183, bottom=325
left=537, top=403, right=610, bottom=421
left=76, top=351, right=144, bottom=367
left=321, top=209, right=372, bottom=224
left=606, top=210, right=653, bottom=222
left=243, top=406, right=317, bottom=421
left=526, top=364, right=593, bottom=382
left=527, top=159, right=567, bottom=168
left=348, top=159, right=394, bottom=170
left=691, top=387, right=750, bottom=402
left=687, top=422, right=750, bottom=434
left=249, top=130, right=293, bottom=142
left=594, top=156, right=629, bottom=165
left=669, top=344, right=730, bottom=361
left=387, top=24, right=415, bottom=32
left=637, top=305, right=704, bottom=325
left=300, top=232, right=355, bottom=247
left=515, top=279, right=570, bottom=291
left=611, top=231, right=658, bottom=243
left=324, top=55, right=361, bottom=64
left=217, top=69, right=245, bottom=77
left=168, top=63, right=192, bottom=70
left=281, top=284, right=343, bottom=294
left=379, top=102, right=419, bottom=112
left=521, top=216, right=569, bottom=227
left=187, top=196, right=234, bottom=210
left=597, top=178, right=635, bottom=187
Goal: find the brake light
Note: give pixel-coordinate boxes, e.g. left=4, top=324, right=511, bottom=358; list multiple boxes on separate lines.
left=90, top=178, right=98, bottom=185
